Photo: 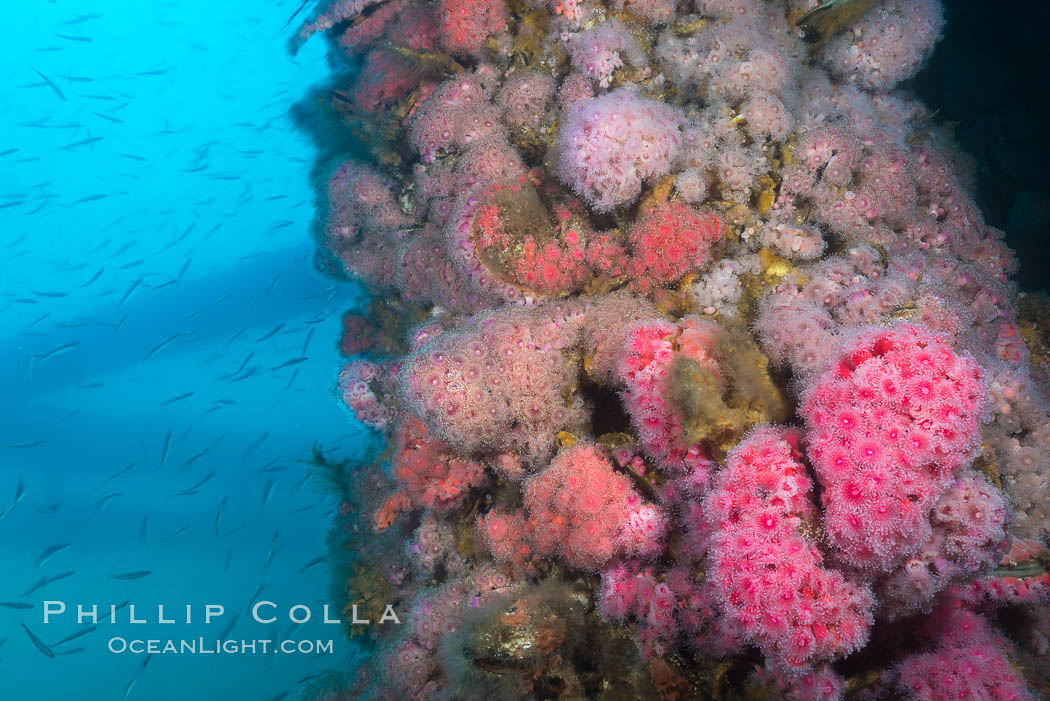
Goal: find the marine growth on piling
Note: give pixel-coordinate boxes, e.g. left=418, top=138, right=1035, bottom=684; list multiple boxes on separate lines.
left=291, top=0, right=1050, bottom=698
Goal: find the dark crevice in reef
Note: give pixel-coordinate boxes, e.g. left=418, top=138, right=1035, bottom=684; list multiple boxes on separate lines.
left=579, top=377, right=632, bottom=437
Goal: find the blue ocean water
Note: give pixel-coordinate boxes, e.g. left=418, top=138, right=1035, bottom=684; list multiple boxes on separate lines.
left=0, top=2, right=369, bottom=698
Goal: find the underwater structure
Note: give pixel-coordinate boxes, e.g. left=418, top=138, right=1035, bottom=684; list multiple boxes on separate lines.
left=290, top=0, right=1050, bottom=698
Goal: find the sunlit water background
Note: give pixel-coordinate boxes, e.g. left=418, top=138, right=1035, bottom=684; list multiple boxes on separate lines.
left=0, top=1, right=372, bottom=699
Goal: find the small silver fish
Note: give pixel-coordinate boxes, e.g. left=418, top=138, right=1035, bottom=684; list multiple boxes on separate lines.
left=20, top=621, right=55, bottom=658
left=214, top=498, right=227, bottom=537
left=158, top=429, right=173, bottom=469
left=259, top=479, right=276, bottom=513
left=35, top=542, right=72, bottom=567
left=95, top=491, right=124, bottom=513
left=21, top=571, right=74, bottom=597
left=263, top=531, right=280, bottom=571
left=299, top=554, right=325, bottom=573
left=796, top=0, right=879, bottom=42
left=53, top=624, right=98, bottom=647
